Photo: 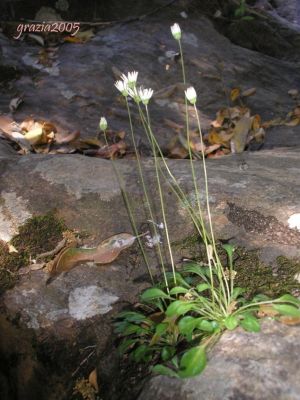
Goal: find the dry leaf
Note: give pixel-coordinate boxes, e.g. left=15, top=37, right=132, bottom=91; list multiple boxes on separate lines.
left=251, top=114, right=261, bottom=130
left=83, top=141, right=126, bottom=159
left=230, top=115, right=252, bottom=153
left=9, top=97, right=23, bottom=113
left=257, top=304, right=279, bottom=318
left=24, top=126, right=45, bottom=145
left=28, top=33, right=45, bottom=46
left=65, top=29, right=94, bottom=43
left=241, top=87, right=256, bottom=97
left=8, top=244, right=18, bottom=253
left=288, top=89, right=299, bottom=98
left=278, top=315, right=300, bottom=325
left=46, top=233, right=136, bottom=284
left=285, top=118, right=300, bottom=127
left=55, top=130, right=80, bottom=144
left=88, top=369, right=99, bottom=393
left=230, top=87, right=241, bottom=102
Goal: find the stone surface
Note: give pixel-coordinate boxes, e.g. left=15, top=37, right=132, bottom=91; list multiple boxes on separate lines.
left=139, top=320, right=300, bottom=400
left=0, top=3, right=300, bottom=399
left=0, top=6, right=299, bottom=151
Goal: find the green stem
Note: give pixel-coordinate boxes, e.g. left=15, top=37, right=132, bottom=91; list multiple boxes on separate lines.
left=145, top=104, right=177, bottom=285
left=102, top=129, right=154, bottom=283
left=125, top=97, right=167, bottom=288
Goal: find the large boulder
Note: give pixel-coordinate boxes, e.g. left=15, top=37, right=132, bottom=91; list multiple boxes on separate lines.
left=138, top=320, right=300, bottom=400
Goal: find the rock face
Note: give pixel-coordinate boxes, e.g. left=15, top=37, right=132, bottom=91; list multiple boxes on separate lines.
left=0, top=4, right=300, bottom=150
left=138, top=320, right=300, bottom=400
left=0, top=2, right=300, bottom=400
left=0, top=145, right=300, bottom=398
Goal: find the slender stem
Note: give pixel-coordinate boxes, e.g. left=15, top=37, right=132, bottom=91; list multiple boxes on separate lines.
left=193, top=104, right=231, bottom=307
left=125, top=97, right=167, bottom=287
left=178, top=38, right=216, bottom=307
left=102, top=129, right=154, bottom=283
left=145, top=105, right=177, bottom=285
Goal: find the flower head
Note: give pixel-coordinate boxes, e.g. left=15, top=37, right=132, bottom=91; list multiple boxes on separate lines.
left=138, top=87, right=153, bottom=105
left=121, top=71, right=138, bottom=88
left=115, top=80, right=128, bottom=96
left=185, top=86, right=197, bottom=104
left=127, top=86, right=141, bottom=103
left=99, top=117, right=107, bottom=131
left=171, top=23, right=181, bottom=40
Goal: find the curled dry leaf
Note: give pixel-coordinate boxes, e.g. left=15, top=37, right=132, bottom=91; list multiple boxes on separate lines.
left=230, top=87, right=241, bottom=102
left=9, top=96, right=23, bottom=113
left=8, top=243, right=18, bottom=253
left=83, top=141, right=126, bottom=159
left=55, top=130, right=80, bottom=144
left=46, top=233, right=136, bottom=284
left=88, top=369, right=99, bottom=393
left=288, top=89, right=299, bottom=98
left=230, top=115, right=252, bottom=153
left=241, top=87, right=256, bottom=97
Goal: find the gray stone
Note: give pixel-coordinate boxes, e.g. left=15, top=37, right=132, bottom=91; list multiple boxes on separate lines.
left=139, top=320, right=300, bottom=400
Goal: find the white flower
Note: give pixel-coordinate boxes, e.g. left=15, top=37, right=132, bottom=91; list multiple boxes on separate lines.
left=121, top=71, right=138, bottom=88
left=115, top=80, right=128, bottom=96
left=138, top=87, right=153, bottom=105
left=127, top=86, right=141, bottom=103
left=185, top=86, right=197, bottom=104
left=171, top=23, right=181, bottom=40
left=99, top=117, right=107, bottom=131
left=147, top=220, right=164, bottom=230
left=145, top=233, right=162, bottom=248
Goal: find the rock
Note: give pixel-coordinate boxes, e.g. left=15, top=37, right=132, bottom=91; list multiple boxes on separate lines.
left=0, top=9, right=299, bottom=151
left=138, top=320, right=300, bottom=400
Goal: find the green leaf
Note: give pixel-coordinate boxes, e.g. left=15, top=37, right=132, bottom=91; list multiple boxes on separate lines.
left=178, top=316, right=197, bottom=338
left=251, top=294, right=270, bottom=302
left=231, top=287, right=246, bottom=300
left=241, top=16, right=254, bottom=21
left=196, top=283, right=211, bottom=293
left=152, top=364, right=179, bottom=378
left=240, top=315, right=260, bottom=332
left=116, top=311, right=149, bottom=324
left=165, top=272, right=191, bottom=288
left=276, top=294, right=300, bottom=307
left=141, top=288, right=170, bottom=302
left=196, top=319, right=215, bottom=332
left=155, top=323, right=168, bottom=335
left=118, top=338, right=136, bottom=354
left=273, top=304, right=300, bottom=317
left=222, top=244, right=234, bottom=258
left=161, top=346, right=176, bottom=361
left=123, top=324, right=149, bottom=336
left=178, top=346, right=207, bottom=378
left=166, top=300, right=194, bottom=317
left=133, top=344, right=149, bottom=362
left=224, top=315, right=239, bottom=330
left=169, top=286, right=189, bottom=295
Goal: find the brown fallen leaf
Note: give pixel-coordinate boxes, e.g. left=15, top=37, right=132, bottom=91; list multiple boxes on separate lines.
left=88, top=369, right=99, bottom=393
left=83, top=141, right=126, bottom=159
left=241, top=87, right=256, bottom=98
left=55, top=130, right=80, bottom=144
left=230, top=115, right=252, bottom=153
left=230, top=87, right=241, bottom=102
left=46, top=233, right=136, bottom=284
left=288, top=89, right=299, bottom=98
left=278, top=315, right=300, bottom=325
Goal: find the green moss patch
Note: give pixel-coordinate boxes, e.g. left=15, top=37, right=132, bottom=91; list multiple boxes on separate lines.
left=232, top=249, right=300, bottom=298
left=0, top=212, right=65, bottom=294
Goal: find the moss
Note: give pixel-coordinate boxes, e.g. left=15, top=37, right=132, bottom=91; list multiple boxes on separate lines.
left=233, top=249, right=300, bottom=298
left=0, top=212, right=66, bottom=295
left=173, top=235, right=300, bottom=298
